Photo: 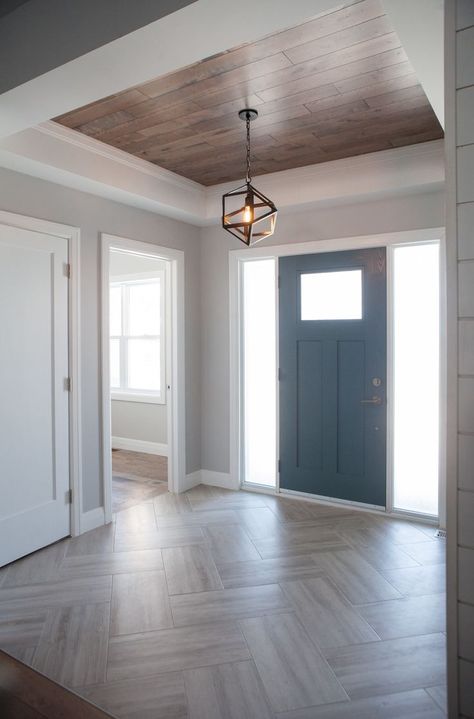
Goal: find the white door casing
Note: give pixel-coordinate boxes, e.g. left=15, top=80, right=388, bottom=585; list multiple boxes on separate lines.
left=0, top=224, right=70, bottom=565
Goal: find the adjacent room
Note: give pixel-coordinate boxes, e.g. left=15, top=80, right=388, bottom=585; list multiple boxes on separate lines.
left=0, top=1, right=472, bottom=718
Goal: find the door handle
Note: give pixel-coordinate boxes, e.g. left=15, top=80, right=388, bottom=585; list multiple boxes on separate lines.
left=360, top=396, right=382, bottom=405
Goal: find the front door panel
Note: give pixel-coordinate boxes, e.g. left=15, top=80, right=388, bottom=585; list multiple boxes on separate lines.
left=279, top=248, right=387, bottom=506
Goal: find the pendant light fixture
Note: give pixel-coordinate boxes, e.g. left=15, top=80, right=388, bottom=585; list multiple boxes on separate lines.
left=222, top=108, right=277, bottom=245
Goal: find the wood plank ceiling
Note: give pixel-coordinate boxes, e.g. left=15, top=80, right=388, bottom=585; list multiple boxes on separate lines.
left=54, top=0, right=443, bottom=186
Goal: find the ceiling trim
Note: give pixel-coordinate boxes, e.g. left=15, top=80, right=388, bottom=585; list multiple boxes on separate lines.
left=0, top=121, right=444, bottom=226
left=38, top=121, right=202, bottom=192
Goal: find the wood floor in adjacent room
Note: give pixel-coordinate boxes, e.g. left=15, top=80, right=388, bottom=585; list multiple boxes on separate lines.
left=0, top=486, right=447, bottom=718
left=112, top=450, right=168, bottom=513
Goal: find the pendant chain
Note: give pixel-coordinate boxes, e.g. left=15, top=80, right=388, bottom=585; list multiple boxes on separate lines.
left=246, top=115, right=251, bottom=184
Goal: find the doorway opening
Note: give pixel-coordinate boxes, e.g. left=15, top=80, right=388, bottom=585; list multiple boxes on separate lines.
left=109, top=249, right=169, bottom=512
left=236, top=232, right=444, bottom=522
left=101, top=234, right=185, bottom=522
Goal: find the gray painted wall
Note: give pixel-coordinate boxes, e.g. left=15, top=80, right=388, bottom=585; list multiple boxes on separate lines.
left=0, top=0, right=195, bottom=93
left=0, top=166, right=201, bottom=512
left=109, top=250, right=167, bottom=446
left=112, top=400, right=167, bottom=445
left=200, top=190, right=445, bottom=475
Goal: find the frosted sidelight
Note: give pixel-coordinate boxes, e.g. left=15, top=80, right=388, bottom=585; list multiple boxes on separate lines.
left=242, top=259, right=277, bottom=487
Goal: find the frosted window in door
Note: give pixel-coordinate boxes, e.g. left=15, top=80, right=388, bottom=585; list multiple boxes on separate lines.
left=393, top=243, right=440, bottom=516
left=128, top=339, right=160, bottom=391
left=243, top=259, right=277, bottom=487
left=301, top=270, right=362, bottom=320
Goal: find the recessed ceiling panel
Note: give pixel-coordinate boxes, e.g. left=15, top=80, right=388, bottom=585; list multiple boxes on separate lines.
left=54, top=0, right=443, bottom=186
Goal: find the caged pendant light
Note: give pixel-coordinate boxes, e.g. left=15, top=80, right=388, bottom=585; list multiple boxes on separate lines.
left=222, top=108, right=277, bottom=246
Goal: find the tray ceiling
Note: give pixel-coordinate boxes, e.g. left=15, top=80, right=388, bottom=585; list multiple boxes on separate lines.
left=54, top=0, right=443, bottom=187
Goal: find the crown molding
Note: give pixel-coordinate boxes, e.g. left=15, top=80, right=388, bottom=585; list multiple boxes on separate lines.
left=204, top=139, right=445, bottom=222
left=0, top=120, right=444, bottom=226
left=37, top=122, right=202, bottom=193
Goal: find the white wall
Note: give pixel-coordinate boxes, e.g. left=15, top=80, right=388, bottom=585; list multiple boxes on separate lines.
left=0, top=166, right=201, bottom=512
left=200, top=189, right=445, bottom=475
left=109, top=251, right=167, bottom=448
left=445, top=1, right=474, bottom=716
left=0, top=0, right=194, bottom=93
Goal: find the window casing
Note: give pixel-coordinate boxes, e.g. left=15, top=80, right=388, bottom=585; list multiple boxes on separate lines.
left=110, top=272, right=165, bottom=404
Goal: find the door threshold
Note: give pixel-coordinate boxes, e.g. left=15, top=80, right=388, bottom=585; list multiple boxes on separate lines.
left=279, top=488, right=385, bottom=512
left=277, top=489, right=439, bottom=527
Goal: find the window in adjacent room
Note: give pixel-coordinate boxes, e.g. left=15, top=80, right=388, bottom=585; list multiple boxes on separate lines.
left=110, top=273, right=165, bottom=403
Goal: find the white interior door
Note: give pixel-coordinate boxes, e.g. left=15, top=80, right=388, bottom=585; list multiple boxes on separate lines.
left=0, top=224, right=70, bottom=566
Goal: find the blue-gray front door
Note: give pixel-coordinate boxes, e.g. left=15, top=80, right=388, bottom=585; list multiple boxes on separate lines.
left=279, top=248, right=387, bottom=506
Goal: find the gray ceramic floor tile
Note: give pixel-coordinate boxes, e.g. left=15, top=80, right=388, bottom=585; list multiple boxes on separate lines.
left=281, top=577, right=380, bottom=648
left=162, top=545, right=223, bottom=595
left=110, top=570, right=172, bottom=636
left=79, top=672, right=188, bottom=719
left=324, top=634, right=446, bottom=699
left=356, top=594, right=446, bottom=639
left=240, top=613, right=347, bottom=712
left=275, top=688, right=445, bottom=718
left=184, top=660, right=274, bottom=719
left=381, top=564, right=446, bottom=597
left=33, top=603, right=110, bottom=687
left=107, top=622, right=250, bottom=681
left=171, top=584, right=291, bottom=627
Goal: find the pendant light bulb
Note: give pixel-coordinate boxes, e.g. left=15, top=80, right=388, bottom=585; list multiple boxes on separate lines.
left=243, top=195, right=253, bottom=224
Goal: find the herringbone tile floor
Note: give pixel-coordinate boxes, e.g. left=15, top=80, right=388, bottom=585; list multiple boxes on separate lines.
left=0, top=485, right=447, bottom=718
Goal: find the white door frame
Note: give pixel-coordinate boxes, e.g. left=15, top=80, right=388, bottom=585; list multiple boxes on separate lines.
left=101, top=234, right=185, bottom=521
left=0, top=209, right=82, bottom=536
left=230, top=226, right=446, bottom=525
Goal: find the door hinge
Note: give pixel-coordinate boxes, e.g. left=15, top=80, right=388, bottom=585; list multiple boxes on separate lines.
left=64, top=262, right=71, bottom=278
left=278, top=368, right=281, bottom=381
left=278, top=459, right=281, bottom=474
left=65, top=488, right=72, bottom=504
left=64, top=377, right=71, bottom=392
left=278, top=275, right=281, bottom=289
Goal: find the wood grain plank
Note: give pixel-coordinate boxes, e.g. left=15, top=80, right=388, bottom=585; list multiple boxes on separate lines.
left=59, top=548, right=164, bottom=579
left=240, top=613, right=347, bottom=712
left=204, top=525, right=260, bottom=563
left=107, top=623, right=250, bottom=681
left=272, top=689, right=445, bottom=718
left=78, top=672, right=187, bottom=719
left=281, top=577, right=380, bottom=648
left=170, top=584, right=291, bottom=627
left=184, top=661, right=274, bottom=719
left=356, top=593, right=446, bottom=640
left=323, top=633, right=446, bottom=699
left=110, top=571, right=172, bottom=636
left=1, top=542, right=67, bottom=588
left=313, top=550, right=402, bottom=604
left=0, top=576, right=112, bottom=616
left=162, top=545, right=223, bottom=595
left=33, top=603, right=110, bottom=687
left=216, top=555, right=325, bottom=589
left=114, top=526, right=205, bottom=552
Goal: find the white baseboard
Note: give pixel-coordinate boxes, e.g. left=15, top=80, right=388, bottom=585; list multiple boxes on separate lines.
left=112, top=436, right=168, bottom=457
left=180, top=469, right=238, bottom=492
left=201, top=470, right=239, bottom=491
left=180, top=470, right=202, bottom=492
left=80, top=506, right=105, bottom=533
